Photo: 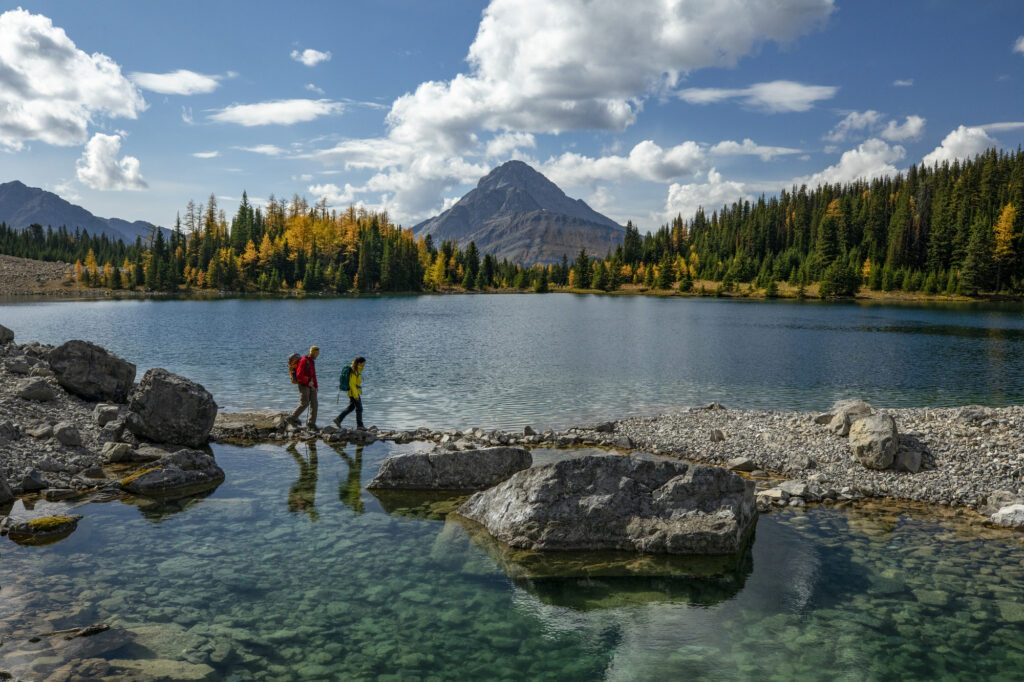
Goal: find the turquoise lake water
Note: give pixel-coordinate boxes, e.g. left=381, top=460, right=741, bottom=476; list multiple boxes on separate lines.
left=1, top=295, right=1023, bottom=679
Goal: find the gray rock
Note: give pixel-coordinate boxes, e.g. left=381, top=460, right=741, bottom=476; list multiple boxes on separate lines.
left=19, top=469, right=47, bottom=492
left=0, top=420, right=19, bottom=442
left=613, top=435, right=633, bottom=449
left=94, top=403, right=120, bottom=426
left=26, top=423, right=53, bottom=439
left=47, top=340, right=136, bottom=402
left=787, top=452, right=816, bottom=471
left=892, top=446, right=923, bottom=473
left=523, top=425, right=536, bottom=436
left=849, top=413, right=898, bottom=470
left=0, top=477, right=13, bottom=504
left=125, top=368, right=218, bottom=448
left=100, top=442, right=133, bottom=463
left=958, top=405, right=995, bottom=424
left=458, top=454, right=756, bottom=555
left=120, top=449, right=225, bottom=498
left=830, top=399, right=874, bottom=421
left=710, top=429, right=726, bottom=442
left=988, top=504, right=1024, bottom=530
left=99, top=417, right=127, bottom=444
left=702, top=402, right=726, bottom=410
left=16, top=378, right=56, bottom=402
left=0, top=323, right=13, bottom=344
left=828, top=412, right=851, bottom=437
left=53, top=421, right=82, bottom=446
left=6, top=514, right=83, bottom=544
left=727, top=457, right=756, bottom=472
left=777, top=480, right=809, bottom=497
left=29, top=365, right=55, bottom=377
left=982, top=490, right=1024, bottom=516
left=593, top=421, right=615, bottom=433
left=367, top=447, right=531, bottom=490
left=5, top=356, right=30, bottom=374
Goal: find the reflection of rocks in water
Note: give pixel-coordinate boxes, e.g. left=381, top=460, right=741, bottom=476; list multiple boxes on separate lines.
left=121, top=486, right=218, bottom=522
left=369, top=489, right=470, bottom=521
left=438, top=517, right=753, bottom=611
left=287, top=441, right=319, bottom=522
left=327, top=443, right=365, bottom=514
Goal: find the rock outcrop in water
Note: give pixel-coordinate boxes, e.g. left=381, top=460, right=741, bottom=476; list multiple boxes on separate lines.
left=458, top=454, right=757, bottom=555
left=126, top=368, right=217, bottom=448
left=119, top=449, right=225, bottom=498
left=367, top=447, right=532, bottom=490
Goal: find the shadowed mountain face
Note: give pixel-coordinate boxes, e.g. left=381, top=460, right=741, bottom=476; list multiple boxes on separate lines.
left=413, top=161, right=624, bottom=264
left=0, top=180, right=163, bottom=243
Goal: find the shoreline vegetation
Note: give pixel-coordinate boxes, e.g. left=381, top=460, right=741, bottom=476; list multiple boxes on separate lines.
left=0, top=253, right=1013, bottom=305
left=0, top=148, right=1022, bottom=304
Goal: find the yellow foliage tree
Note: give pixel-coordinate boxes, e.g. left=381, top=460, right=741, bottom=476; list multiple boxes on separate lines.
left=993, top=203, right=1017, bottom=291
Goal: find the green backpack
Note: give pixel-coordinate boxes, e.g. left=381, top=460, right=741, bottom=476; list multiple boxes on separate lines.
left=339, top=365, right=352, bottom=392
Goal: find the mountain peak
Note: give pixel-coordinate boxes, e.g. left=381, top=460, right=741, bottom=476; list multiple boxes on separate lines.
left=413, top=161, right=623, bottom=264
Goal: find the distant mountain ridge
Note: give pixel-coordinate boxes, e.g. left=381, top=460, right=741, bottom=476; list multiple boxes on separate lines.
left=413, top=161, right=624, bottom=264
left=0, top=180, right=165, bottom=244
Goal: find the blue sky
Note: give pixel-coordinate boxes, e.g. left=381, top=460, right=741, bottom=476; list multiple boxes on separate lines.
left=2, top=0, right=1023, bottom=231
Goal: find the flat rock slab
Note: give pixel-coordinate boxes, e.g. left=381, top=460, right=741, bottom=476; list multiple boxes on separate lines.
left=458, top=453, right=757, bottom=555
left=367, top=447, right=532, bottom=490
left=120, top=449, right=225, bottom=499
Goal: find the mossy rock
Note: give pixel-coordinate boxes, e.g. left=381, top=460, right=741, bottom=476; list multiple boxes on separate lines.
left=121, top=467, right=161, bottom=487
left=8, top=514, right=83, bottom=546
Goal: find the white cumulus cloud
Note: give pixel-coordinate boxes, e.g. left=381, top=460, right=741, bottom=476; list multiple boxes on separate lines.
left=291, top=48, right=331, bottom=67
left=75, top=133, right=147, bottom=190
left=923, top=125, right=997, bottom=166
left=824, top=110, right=882, bottom=142
left=192, top=151, right=219, bottom=158
left=710, top=138, right=802, bottom=161
left=309, top=183, right=360, bottom=204
left=663, top=168, right=749, bottom=221
left=678, top=80, right=837, bottom=112
left=234, top=144, right=286, bottom=156
left=0, top=8, right=146, bottom=150
left=800, top=138, right=905, bottom=186
left=892, top=79, right=913, bottom=87
left=1014, top=36, right=1024, bottom=55
left=210, top=99, right=343, bottom=126
left=305, top=83, right=325, bottom=95
left=130, top=69, right=221, bottom=95
left=485, top=132, right=536, bottom=158
left=881, top=115, right=925, bottom=141
left=542, top=140, right=705, bottom=187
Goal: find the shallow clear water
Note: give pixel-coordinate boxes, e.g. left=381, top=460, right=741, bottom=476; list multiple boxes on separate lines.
left=1, top=294, right=1023, bottom=430
left=2, top=442, right=1023, bottom=680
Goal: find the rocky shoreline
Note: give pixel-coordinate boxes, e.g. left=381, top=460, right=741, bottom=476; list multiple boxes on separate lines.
left=212, top=401, right=1024, bottom=529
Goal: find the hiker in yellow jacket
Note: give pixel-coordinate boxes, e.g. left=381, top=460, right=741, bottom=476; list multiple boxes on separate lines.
left=333, top=357, right=365, bottom=429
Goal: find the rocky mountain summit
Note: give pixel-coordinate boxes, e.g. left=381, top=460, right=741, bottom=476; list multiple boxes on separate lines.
left=413, top=160, right=624, bottom=264
left=0, top=180, right=165, bottom=244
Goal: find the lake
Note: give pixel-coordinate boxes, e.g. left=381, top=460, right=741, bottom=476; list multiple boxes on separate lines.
left=1, top=294, right=1023, bottom=680
left=2, top=294, right=1023, bottom=430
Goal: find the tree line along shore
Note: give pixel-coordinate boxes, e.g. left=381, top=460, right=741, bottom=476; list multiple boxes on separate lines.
left=1, top=147, right=1023, bottom=300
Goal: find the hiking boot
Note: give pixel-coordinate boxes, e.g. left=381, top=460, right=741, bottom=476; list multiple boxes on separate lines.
left=356, top=423, right=366, bottom=430
left=284, top=416, right=300, bottom=427
left=306, top=423, right=318, bottom=431
left=332, top=416, right=342, bottom=428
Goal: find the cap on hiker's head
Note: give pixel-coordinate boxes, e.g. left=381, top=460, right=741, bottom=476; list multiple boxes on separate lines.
left=310, top=345, right=320, bottom=355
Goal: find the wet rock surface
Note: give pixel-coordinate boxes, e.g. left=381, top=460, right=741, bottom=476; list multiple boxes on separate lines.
left=367, top=447, right=532, bottom=490
left=120, top=449, right=225, bottom=498
left=458, top=454, right=756, bottom=555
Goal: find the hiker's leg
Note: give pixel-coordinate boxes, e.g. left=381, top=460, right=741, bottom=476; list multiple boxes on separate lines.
left=290, top=385, right=310, bottom=420
left=337, top=397, right=356, bottom=422
left=355, top=398, right=364, bottom=428
left=308, top=390, right=318, bottom=426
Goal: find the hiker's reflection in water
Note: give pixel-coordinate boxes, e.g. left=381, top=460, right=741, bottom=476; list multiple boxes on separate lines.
left=330, top=443, right=364, bottom=514
left=287, top=441, right=319, bottom=522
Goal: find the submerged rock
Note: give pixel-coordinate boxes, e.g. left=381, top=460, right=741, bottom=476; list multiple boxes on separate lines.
left=47, top=340, right=136, bottom=403
left=126, top=368, right=217, bottom=448
left=6, top=514, right=83, bottom=546
left=120, top=449, right=225, bottom=498
left=367, top=447, right=532, bottom=490
left=849, top=413, right=898, bottom=470
left=458, top=454, right=756, bottom=555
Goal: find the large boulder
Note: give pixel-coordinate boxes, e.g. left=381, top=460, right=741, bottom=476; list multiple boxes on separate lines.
left=367, top=447, right=532, bottom=490
left=126, top=369, right=217, bottom=448
left=0, top=323, right=12, bottom=344
left=849, top=413, right=898, bottom=470
left=120, top=449, right=225, bottom=498
left=0, top=477, right=13, bottom=505
left=815, top=398, right=873, bottom=434
left=988, top=504, right=1024, bottom=530
left=47, top=340, right=136, bottom=402
left=458, top=454, right=756, bottom=555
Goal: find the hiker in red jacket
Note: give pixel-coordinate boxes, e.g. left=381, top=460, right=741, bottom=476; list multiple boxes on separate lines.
left=288, top=345, right=320, bottom=428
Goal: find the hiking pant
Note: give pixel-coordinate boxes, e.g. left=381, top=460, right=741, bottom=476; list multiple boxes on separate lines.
left=291, top=384, right=318, bottom=426
left=337, top=397, right=363, bottom=428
